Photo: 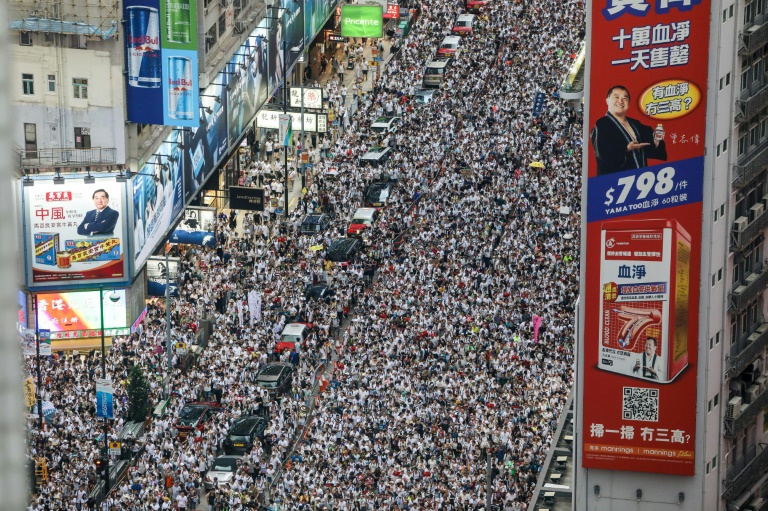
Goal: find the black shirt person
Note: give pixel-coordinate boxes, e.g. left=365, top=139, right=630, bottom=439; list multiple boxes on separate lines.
left=590, top=85, right=667, bottom=175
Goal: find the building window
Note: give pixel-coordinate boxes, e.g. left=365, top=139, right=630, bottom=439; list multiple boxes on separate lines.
left=723, top=138, right=728, bottom=152
left=739, top=134, right=747, bottom=156
left=730, top=4, right=735, bottom=17
left=218, top=13, right=227, bottom=37
left=206, top=25, right=217, bottom=52
left=726, top=72, right=731, bottom=86
left=741, top=69, right=749, bottom=92
left=47, top=74, right=56, bottom=92
left=22, top=73, right=34, bottom=95
left=74, top=127, right=91, bottom=149
left=24, top=123, right=37, bottom=157
left=73, top=78, right=88, bottom=99
left=19, top=32, right=32, bottom=46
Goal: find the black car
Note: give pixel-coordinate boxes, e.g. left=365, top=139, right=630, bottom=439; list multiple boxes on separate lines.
left=223, top=415, right=269, bottom=454
left=173, top=402, right=222, bottom=437
left=255, top=363, right=294, bottom=395
left=325, top=237, right=362, bottom=263
left=364, top=181, right=396, bottom=208
left=305, top=284, right=335, bottom=302
left=300, top=213, right=331, bottom=234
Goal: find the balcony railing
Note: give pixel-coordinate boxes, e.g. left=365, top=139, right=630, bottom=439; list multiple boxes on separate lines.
left=737, top=80, right=768, bottom=121
left=730, top=263, right=768, bottom=312
left=732, top=208, right=768, bottom=251
left=724, top=383, right=768, bottom=437
left=726, top=323, right=768, bottom=379
left=723, top=445, right=768, bottom=500
left=741, top=14, right=768, bottom=55
left=19, top=147, right=117, bottom=170
left=732, top=139, right=768, bottom=187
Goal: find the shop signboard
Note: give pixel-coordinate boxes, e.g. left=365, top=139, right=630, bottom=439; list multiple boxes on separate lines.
left=290, top=87, right=323, bottom=109
left=340, top=5, right=383, bottom=38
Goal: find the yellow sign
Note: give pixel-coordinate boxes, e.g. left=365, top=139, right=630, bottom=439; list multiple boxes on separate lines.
left=310, top=245, right=324, bottom=251
left=24, top=378, right=35, bottom=408
left=639, top=79, right=701, bottom=120
left=109, top=441, right=121, bottom=449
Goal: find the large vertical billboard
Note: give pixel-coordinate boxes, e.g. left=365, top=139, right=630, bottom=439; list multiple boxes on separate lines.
left=133, top=130, right=184, bottom=270
left=581, top=0, right=710, bottom=475
left=124, top=0, right=199, bottom=127
left=182, top=76, right=228, bottom=202
left=24, top=181, right=128, bottom=286
left=282, top=0, right=306, bottom=69
left=227, top=35, right=269, bottom=147
left=305, top=0, right=339, bottom=47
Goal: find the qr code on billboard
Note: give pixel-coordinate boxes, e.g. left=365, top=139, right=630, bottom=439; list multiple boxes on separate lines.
left=623, top=387, right=659, bottom=422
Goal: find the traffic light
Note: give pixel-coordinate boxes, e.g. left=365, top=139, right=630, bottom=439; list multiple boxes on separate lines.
left=94, top=457, right=106, bottom=474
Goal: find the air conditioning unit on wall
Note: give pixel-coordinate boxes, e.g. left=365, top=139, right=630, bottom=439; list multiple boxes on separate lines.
left=726, top=396, right=742, bottom=419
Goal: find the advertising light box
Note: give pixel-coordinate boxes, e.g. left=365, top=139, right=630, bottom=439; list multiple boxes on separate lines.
left=580, top=0, right=710, bottom=476
left=124, top=0, right=199, bottom=127
left=36, top=290, right=127, bottom=332
left=340, top=5, right=383, bottom=38
left=25, top=181, right=128, bottom=286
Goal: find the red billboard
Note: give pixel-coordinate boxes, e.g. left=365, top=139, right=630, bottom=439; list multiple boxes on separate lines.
left=582, top=0, right=710, bottom=475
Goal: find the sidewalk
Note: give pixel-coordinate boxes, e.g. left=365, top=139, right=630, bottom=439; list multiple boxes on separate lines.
left=305, top=37, right=396, bottom=108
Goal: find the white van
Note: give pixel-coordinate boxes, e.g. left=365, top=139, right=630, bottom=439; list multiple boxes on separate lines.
left=276, top=323, right=312, bottom=354
left=422, top=58, right=452, bottom=88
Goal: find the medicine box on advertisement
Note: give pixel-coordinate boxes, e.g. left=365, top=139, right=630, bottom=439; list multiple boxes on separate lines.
left=598, top=219, right=690, bottom=383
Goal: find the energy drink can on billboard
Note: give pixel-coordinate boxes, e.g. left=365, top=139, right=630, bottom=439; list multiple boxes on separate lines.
left=166, top=0, right=192, bottom=44
left=168, top=56, right=193, bottom=121
left=126, top=6, right=161, bottom=88
left=598, top=219, right=691, bottom=383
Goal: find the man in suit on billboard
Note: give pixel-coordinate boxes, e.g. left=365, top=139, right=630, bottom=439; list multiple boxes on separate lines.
left=77, top=189, right=119, bottom=236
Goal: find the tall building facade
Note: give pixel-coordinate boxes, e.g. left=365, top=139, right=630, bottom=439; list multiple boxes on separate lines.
left=574, top=0, right=768, bottom=510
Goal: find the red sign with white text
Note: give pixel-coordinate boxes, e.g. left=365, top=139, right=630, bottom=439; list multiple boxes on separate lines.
left=582, top=0, right=709, bottom=475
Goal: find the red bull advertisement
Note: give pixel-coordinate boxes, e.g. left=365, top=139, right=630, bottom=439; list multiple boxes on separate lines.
left=125, top=0, right=198, bottom=127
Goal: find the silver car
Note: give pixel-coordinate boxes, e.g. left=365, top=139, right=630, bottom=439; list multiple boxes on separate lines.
left=204, top=455, right=242, bottom=490
left=414, top=88, right=437, bottom=105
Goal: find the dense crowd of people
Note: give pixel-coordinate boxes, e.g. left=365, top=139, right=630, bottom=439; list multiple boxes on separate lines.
left=24, top=0, right=584, bottom=509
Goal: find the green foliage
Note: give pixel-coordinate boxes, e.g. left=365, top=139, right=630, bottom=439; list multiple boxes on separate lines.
left=125, top=365, right=151, bottom=423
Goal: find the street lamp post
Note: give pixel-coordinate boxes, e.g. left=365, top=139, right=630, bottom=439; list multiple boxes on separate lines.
left=283, top=40, right=289, bottom=219
left=166, top=246, right=172, bottom=395
left=99, top=286, right=110, bottom=494
left=33, top=296, right=43, bottom=430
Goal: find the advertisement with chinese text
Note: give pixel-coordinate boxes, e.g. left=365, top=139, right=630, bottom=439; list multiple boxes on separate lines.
left=25, top=182, right=128, bottom=286
left=133, top=131, right=184, bottom=271
left=35, top=290, right=127, bottom=335
left=581, top=0, right=709, bottom=476
left=124, top=0, right=199, bottom=127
